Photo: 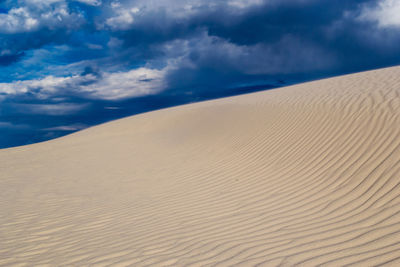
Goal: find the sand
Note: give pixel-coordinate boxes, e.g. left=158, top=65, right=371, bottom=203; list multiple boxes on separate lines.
left=1, top=66, right=400, bottom=266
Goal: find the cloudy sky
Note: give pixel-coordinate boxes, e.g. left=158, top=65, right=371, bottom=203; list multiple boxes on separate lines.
left=1, top=0, right=400, bottom=148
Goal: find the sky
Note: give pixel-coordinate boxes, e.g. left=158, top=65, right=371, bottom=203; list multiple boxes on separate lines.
left=1, top=0, right=400, bottom=148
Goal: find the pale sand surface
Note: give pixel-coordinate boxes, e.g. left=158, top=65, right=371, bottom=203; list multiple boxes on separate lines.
left=1, top=66, right=400, bottom=266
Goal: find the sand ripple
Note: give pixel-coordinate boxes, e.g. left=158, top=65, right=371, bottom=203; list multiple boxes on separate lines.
left=1, top=66, right=400, bottom=266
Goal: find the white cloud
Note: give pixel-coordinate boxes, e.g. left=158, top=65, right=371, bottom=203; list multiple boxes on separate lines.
left=105, top=5, right=140, bottom=30
left=23, top=0, right=65, bottom=6
left=103, top=0, right=266, bottom=30
left=80, top=67, right=167, bottom=99
left=0, top=7, right=40, bottom=33
left=42, top=123, right=87, bottom=131
left=0, top=75, right=81, bottom=96
left=75, top=0, right=102, bottom=6
left=0, top=0, right=83, bottom=34
left=227, top=0, right=263, bottom=9
left=12, top=103, right=89, bottom=115
left=23, top=0, right=101, bottom=6
left=0, top=67, right=168, bottom=100
left=359, top=0, right=400, bottom=27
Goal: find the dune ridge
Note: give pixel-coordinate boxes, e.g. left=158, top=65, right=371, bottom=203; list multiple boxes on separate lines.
left=1, top=66, right=400, bottom=266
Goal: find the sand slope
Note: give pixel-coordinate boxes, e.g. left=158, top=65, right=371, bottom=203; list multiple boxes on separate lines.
left=1, top=66, right=400, bottom=266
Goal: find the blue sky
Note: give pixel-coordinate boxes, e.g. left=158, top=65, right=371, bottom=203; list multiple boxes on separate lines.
left=1, top=0, right=400, bottom=148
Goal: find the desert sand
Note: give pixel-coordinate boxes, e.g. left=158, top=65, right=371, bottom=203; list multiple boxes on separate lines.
left=1, top=66, right=400, bottom=266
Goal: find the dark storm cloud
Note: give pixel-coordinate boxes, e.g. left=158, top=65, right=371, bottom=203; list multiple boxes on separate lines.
left=2, top=0, right=399, bottom=84
left=102, top=0, right=400, bottom=88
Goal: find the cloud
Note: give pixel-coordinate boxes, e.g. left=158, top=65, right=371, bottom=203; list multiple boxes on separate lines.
left=105, top=5, right=140, bottom=30
left=42, top=123, right=87, bottom=131
left=227, top=0, right=263, bottom=9
left=0, top=121, right=29, bottom=129
left=155, top=30, right=336, bottom=93
left=2, top=0, right=398, bottom=101
left=359, top=0, right=400, bottom=27
left=0, top=75, right=84, bottom=96
left=80, top=67, right=168, bottom=99
left=75, top=0, right=102, bottom=6
left=23, top=0, right=101, bottom=7
left=0, top=0, right=84, bottom=34
left=0, top=7, right=40, bottom=33
left=102, top=0, right=267, bottom=31
left=11, top=103, right=89, bottom=115
left=180, top=33, right=335, bottom=75
left=86, top=43, right=103, bottom=50
left=0, top=67, right=168, bottom=100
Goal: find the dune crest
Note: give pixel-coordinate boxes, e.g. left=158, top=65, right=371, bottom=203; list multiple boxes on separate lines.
left=1, top=66, right=400, bottom=266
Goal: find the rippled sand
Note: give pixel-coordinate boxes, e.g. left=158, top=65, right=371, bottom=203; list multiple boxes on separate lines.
left=1, top=66, right=400, bottom=266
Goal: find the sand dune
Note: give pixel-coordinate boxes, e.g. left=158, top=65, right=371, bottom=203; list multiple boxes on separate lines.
left=1, top=66, right=400, bottom=266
